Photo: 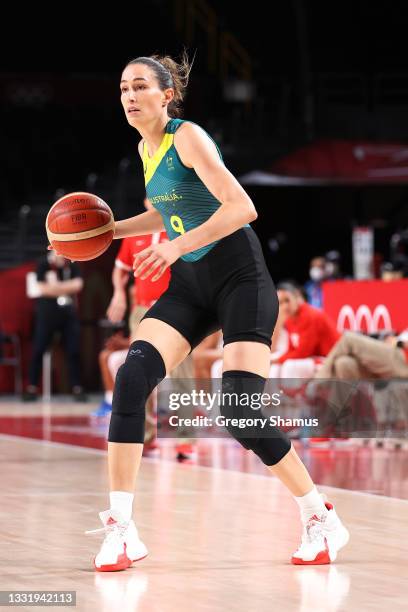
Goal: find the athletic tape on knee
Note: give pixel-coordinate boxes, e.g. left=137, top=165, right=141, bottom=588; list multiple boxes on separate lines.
left=221, top=370, right=291, bottom=465
left=108, top=340, right=166, bottom=443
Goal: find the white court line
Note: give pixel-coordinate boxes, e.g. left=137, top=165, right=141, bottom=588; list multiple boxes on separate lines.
left=1, top=432, right=408, bottom=504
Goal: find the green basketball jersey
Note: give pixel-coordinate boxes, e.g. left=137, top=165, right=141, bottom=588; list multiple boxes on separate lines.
left=142, top=117, right=250, bottom=262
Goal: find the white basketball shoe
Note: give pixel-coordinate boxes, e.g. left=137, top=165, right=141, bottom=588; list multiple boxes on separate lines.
left=85, top=509, right=148, bottom=571
left=291, top=498, right=350, bottom=565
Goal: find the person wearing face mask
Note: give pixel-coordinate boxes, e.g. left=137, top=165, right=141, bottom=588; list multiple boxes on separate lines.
left=304, top=256, right=326, bottom=309
left=23, top=249, right=86, bottom=402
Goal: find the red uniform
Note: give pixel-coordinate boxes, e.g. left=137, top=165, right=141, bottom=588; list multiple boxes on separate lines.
left=277, top=302, right=340, bottom=364
left=115, top=232, right=170, bottom=308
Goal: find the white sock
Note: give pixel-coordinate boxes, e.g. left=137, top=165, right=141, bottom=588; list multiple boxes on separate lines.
left=293, top=485, right=327, bottom=523
left=109, top=490, right=134, bottom=522
left=105, top=391, right=113, bottom=404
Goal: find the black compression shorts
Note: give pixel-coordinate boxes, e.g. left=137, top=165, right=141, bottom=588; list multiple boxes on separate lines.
left=140, top=226, right=279, bottom=353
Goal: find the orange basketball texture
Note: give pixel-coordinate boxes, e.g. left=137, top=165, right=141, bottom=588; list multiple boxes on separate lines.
left=46, top=192, right=114, bottom=261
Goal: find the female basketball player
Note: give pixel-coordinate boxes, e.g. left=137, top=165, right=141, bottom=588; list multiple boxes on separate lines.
left=86, top=52, right=349, bottom=570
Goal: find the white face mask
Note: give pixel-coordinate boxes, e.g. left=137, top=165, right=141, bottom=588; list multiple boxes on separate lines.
left=309, top=266, right=324, bottom=282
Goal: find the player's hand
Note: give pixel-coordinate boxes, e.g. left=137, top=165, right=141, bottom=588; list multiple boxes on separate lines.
left=47, top=244, right=75, bottom=262
left=106, top=293, right=127, bottom=323
left=47, top=245, right=60, bottom=255
left=133, top=241, right=182, bottom=281
left=105, top=332, right=128, bottom=351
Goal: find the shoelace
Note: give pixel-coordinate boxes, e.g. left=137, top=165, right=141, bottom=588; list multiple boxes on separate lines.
left=84, top=521, right=129, bottom=543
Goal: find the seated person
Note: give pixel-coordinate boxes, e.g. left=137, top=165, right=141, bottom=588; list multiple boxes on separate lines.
left=314, top=328, right=408, bottom=431
left=269, top=282, right=340, bottom=379
left=315, top=329, right=408, bottom=380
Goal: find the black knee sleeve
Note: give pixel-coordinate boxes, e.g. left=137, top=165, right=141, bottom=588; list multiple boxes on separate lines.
left=221, top=370, right=291, bottom=466
left=108, top=340, right=166, bottom=443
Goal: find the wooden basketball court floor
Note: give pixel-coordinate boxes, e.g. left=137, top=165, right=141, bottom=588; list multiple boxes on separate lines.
left=1, top=399, right=407, bottom=611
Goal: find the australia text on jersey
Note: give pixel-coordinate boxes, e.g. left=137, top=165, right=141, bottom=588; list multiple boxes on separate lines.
left=150, top=191, right=183, bottom=205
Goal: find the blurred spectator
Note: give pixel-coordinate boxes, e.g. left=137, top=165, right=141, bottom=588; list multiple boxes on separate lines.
left=95, top=331, right=130, bottom=416
left=23, top=250, right=86, bottom=401
left=269, top=282, right=340, bottom=378
left=390, top=228, right=408, bottom=277
left=304, top=256, right=326, bottom=308
left=314, top=329, right=408, bottom=430
left=192, top=331, right=223, bottom=391
left=380, top=261, right=404, bottom=281
left=325, top=250, right=343, bottom=280
left=315, top=330, right=408, bottom=380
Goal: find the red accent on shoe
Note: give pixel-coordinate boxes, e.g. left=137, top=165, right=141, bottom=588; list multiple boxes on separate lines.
left=131, top=552, right=148, bottom=563
left=325, top=502, right=334, bottom=511
left=94, top=543, right=131, bottom=572
left=106, top=516, right=117, bottom=525
left=291, top=537, right=331, bottom=565
left=176, top=443, right=194, bottom=454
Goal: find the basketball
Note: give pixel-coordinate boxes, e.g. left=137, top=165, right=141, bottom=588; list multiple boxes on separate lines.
left=45, top=191, right=115, bottom=261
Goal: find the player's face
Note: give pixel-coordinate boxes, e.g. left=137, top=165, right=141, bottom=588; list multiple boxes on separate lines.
left=277, top=290, right=298, bottom=317
left=120, top=64, right=173, bottom=126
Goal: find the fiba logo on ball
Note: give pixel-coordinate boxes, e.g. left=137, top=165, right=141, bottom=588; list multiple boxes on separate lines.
left=71, top=213, right=87, bottom=224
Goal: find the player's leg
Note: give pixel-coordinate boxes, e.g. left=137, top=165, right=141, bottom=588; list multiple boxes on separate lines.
left=129, top=305, right=157, bottom=447
left=216, top=228, right=349, bottom=564
left=91, top=349, right=115, bottom=416
left=223, top=340, right=309, bottom=492
left=87, top=276, right=219, bottom=572
left=222, top=339, right=349, bottom=564
left=99, top=349, right=115, bottom=396
left=87, top=316, right=192, bottom=571
left=60, top=311, right=86, bottom=400
left=108, top=316, right=191, bottom=492
left=24, top=312, right=57, bottom=400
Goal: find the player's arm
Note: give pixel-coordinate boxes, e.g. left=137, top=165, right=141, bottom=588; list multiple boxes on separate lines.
left=171, top=123, right=257, bottom=256
left=113, top=140, right=165, bottom=239
left=37, top=278, right=83, bottom=297
left=106, top=265, right=129, bottom=323
left=114, top=207, right=164, bottom=239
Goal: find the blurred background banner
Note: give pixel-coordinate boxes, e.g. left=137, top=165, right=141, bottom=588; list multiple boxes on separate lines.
left=323, top=279, right=408, bottom=333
